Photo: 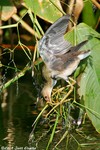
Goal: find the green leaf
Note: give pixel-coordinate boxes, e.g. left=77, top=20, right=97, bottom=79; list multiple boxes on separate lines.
left=65, top=23, right=100, bottom=133
left=82, top=0, right=100, bottom=28
left=0, top=0, right=17, bottom=21
left=24, top=0, right=63, bottom=23
left=80, top=38, right=100, bottom=133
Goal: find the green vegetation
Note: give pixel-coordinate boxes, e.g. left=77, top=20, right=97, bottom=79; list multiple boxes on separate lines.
left=0, top=0, right=100, bottom=149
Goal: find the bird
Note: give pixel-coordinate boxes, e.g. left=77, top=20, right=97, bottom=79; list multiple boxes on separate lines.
left=38, top=14, right=91, bottom=102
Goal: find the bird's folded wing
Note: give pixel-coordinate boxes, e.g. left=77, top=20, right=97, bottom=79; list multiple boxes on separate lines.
left=69, top=40, right=88, bottom=52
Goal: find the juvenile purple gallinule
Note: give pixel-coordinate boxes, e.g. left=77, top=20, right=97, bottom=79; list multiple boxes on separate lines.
left=38, top=15, right=90, bottom=102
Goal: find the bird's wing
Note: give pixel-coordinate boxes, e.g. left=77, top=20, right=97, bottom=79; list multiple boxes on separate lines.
left=49, top=56, right=64, bottom=71
left=45, top=15, right=70, bottom=36
left=50, top=49, right=90, bottom=72
left=39, top=15, right=72, bottom=55
left=53, top=40, right=89, bottom=69
left=70, top=40, right=88, bottom=52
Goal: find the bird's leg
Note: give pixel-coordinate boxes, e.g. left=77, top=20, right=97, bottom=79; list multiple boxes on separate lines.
left=55, top=77, right=76, bottom=104
left=65, top=77, right=76, bottom=98
left=67, top=77, right=76, bottom=87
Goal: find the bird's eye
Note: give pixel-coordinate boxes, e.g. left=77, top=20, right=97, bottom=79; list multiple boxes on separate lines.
left=44, top=96, right=48, bottom=99
left=44, top=96, right=50, bottom=101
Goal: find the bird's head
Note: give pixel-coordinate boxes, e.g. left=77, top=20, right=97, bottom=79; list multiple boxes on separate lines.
left=41, top=83, right=52, bottom=102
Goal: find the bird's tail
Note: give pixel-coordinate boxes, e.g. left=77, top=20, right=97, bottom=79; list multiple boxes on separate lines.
left=78, top=50, right=91, bottom=60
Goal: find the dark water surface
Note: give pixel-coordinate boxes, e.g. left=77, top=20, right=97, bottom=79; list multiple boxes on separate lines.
left=0, top=74, right=100, bottom=150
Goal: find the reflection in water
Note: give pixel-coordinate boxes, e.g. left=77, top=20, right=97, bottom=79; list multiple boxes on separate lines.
left=3, top=121, right=15, bottom=148
left=0, top=78, right=37, bottom=147
left=2, top=86, right=15, bottom=148
left=0, top=78, right=100, bottom=149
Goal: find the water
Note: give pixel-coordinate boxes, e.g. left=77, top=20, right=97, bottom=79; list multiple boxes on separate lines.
left=0, top=74, right=100, bottom=150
